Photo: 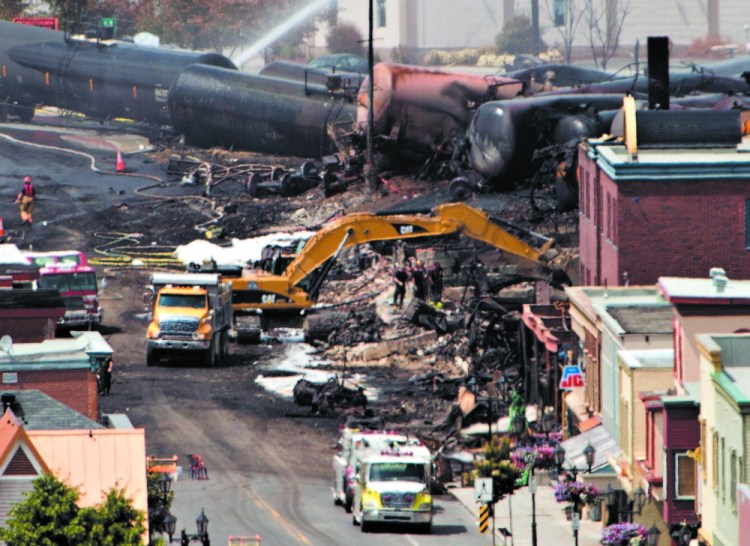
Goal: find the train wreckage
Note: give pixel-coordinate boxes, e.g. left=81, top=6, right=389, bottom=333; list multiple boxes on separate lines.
left=3, top=21, right=750, bottom=205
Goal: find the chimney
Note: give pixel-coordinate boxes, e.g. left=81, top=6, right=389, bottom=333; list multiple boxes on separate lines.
left=710, top=267, right=728, bottom=293
left=647, top=36, right=670, bottom=110
left=1, top=392, right=16, bottom=413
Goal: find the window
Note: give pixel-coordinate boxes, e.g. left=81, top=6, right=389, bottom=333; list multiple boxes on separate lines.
left=700, top=419, right=707, bottom=483
left=746, top=199, right=750, bottom=248
left=712, top=432, right=718, bottom=488
left=731, top=450, right=737, bottom=508
left=553, top=0, right=566, bottom=26
left=376, top=0, right=386, bottom=27
left=721, top=437, right=725, bottom=500
left=675, top=452, right=696, bottom=499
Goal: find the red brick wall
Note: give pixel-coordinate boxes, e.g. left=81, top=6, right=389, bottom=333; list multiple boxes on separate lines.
left=4, top=368, right=98, bottom=421
left=579, top=145, right=750, bottom=286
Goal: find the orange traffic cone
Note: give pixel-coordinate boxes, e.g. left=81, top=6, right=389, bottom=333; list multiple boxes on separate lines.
left=116, top=150, right=126, bottom=173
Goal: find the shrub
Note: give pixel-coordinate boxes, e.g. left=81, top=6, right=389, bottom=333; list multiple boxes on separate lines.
left=601, top=522, right=648, bottom=546
left=391, top=45, right=421, bottom=65
left=326, top=23, right=364, bottom=55
left=495, top=15, right=545, bottom=55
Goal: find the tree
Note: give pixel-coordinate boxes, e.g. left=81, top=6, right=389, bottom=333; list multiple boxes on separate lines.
left=45, top=0, right=89, bottom=31
left=495, top=15, right=545, bottom=55
left=326, top=22, right=364, bottom=55
left=0, top=0, right=28, bottom=21
left=0, top=473, right=145, bottom=546
left=543, top=0, right=585, bottom=64
left=584, top=0, right=631, bottom=70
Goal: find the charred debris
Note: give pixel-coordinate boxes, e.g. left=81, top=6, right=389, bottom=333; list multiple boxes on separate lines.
left=5, top=22, right=750, bottom=212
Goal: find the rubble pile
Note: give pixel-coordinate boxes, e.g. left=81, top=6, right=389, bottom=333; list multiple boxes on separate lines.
left=326, top=306, right=385, bottom=346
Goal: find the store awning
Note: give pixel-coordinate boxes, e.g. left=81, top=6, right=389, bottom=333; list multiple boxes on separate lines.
left=560, top=424, right=621, bottom=474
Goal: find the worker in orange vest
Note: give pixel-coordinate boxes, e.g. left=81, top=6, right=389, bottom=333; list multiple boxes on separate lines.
left=14, top=176, right=36, bottom=226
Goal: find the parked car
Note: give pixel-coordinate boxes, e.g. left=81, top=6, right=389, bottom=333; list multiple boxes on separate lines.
left=308, top=54, right=369, bottom=74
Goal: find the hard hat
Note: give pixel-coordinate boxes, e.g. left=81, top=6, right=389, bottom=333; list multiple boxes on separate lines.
left=23, top=176, right=32, bottom=183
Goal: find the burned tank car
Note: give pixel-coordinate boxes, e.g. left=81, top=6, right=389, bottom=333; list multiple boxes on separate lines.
left=358, top=62, right=524, bottom=159
left=0, top=20, right=236, bottom=123
left=465, top=94, right=625, bottom=187
left=167, top=64, right=357, bottom=158
left=259, top=60, right=365, bottom=96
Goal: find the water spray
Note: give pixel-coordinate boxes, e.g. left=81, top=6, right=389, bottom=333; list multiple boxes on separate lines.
left=233, top=0, right=333, bottom=68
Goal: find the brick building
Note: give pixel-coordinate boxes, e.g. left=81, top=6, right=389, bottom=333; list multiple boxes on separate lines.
left=578, top=140, right=750, bottom=287
left=0, top=331, right=112, bottom=421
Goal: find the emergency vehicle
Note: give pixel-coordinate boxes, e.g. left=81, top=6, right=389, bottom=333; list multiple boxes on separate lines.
left=333, top=427, right=416, bottom=513
left=37, top=262, right=101, bottom=327
left=351, top=444, right=433, bottom=533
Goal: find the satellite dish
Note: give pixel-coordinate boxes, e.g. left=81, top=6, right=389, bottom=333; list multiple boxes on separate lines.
left=0, top=335, right=12, bottom=354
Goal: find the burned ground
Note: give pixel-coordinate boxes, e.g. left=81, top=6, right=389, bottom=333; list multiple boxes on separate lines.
left=1, top=118, right=578, bottom=480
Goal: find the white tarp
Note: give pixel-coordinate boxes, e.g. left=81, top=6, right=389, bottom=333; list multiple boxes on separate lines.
left=173, top=232, right=315, bottom=267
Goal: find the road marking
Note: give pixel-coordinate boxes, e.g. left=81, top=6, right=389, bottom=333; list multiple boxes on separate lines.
left=250, top=490, right=312, bottom=546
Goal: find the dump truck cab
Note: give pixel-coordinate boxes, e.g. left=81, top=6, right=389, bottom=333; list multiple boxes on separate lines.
left=146, top=273, right=232, bottom=367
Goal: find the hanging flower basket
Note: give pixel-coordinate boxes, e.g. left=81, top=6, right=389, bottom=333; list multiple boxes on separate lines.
left=554, top=480, right=601, bottom=505
left=601, top=523, right=648, bottom=546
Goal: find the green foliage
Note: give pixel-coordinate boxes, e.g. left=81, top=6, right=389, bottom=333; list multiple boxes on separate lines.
left=473, top=436, right=522, bottom=502
left=390, top=45, right=421, bottom=65
left=326, top=22, right=364, bottom=55
left=495, top=15, right=545, bottom=54
left=0, top=0, right=28, bottom=20
left=0, top=473, right=145, bottom=546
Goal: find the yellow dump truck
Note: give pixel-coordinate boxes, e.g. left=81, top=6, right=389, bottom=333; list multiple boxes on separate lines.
left=146, top=273, right=232, bottom=367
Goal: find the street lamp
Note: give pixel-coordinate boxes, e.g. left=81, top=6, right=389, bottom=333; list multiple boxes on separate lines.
left=528, top=473, right=538, bottom=546
left=673, top=522, right=693, bottom=546
left=603, top=484, right=646, bottom=523
left=647, top=523, right=661, bottom=546
left=511, top=413, right=526, bottom=437
left=553, top=443, right=597, bottom=546
left=164, top=513, right=177, bottom=543
left=538, top=407, right=555, bottom=437
left=553, top=442, right=595, bottom=480
left=180, top=508, right=210, bottom=546
left=151, top=472, right=177, bottom=543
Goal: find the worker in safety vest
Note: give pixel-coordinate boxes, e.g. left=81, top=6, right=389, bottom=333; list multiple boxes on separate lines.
left=14, top=176, right=36, bottom=225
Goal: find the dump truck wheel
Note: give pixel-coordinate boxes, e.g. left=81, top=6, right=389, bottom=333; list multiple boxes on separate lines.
left=303, top=311, right=348, bottom=343
left=146, top=346, right=159, bottom=367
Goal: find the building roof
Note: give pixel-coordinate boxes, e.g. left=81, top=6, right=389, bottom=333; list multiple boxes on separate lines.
left=0, top=390, right=103, bottom=430
left=603, top=305, right=674, bottom=335
left=0, top=331, right=112, bottom=372
left=565, top=285, right=661, bottom=324
left=0, top=409, right=49, bottom=475
left=619, top=349, right=674, bottom=370
left=560, top=424, right=621, bottom=474
left=658, top=275, right=750, bottom=305
left=590, top=142, right=750, bottom=180
left=28, top=428, right=147, bottom=512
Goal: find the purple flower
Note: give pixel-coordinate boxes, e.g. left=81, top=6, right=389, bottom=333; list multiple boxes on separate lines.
left=553, top=481, right=601, bottom=504
left=601, top=523, right=648, bottom=546
left=510, top=444, right=557, bottom=470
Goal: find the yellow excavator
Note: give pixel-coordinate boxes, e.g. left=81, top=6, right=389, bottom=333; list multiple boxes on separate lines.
left=219, top=202, right=569, bottom=342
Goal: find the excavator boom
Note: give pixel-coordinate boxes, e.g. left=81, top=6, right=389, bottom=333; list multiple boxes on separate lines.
left=284, top=202, right=552, bottom=288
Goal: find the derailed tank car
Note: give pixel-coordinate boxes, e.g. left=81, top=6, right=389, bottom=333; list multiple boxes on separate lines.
left=167, top=64, right=357, bottom=158
left=0, top=20, right=236, bottom=123
left=358, top=63, right=524, bottom=159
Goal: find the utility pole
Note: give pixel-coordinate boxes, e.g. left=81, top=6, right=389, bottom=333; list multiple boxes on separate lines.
left=531, top=0, right=540, bottom=55
left=365, top=0, right=378, bottom=191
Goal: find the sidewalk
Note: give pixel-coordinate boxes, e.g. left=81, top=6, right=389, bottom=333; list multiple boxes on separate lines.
left=449, top=480, right=604, bottom=546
